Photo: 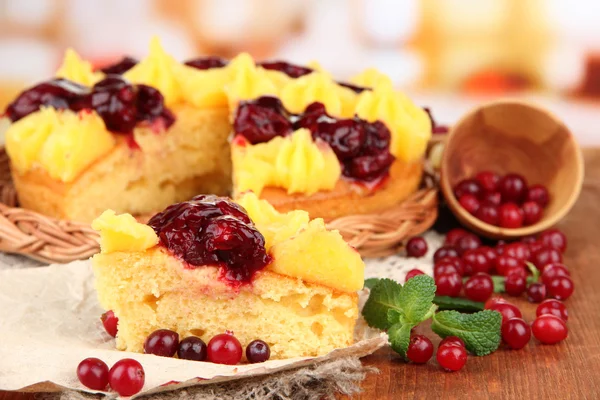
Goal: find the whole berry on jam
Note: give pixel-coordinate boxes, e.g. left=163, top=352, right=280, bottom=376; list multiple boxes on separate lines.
left=405, top=269, right=425, bottom=282
left=504, top=273, right=527, bottom=296
left=434, top=257, right=465, bottom=277
left=541, top=264, right=570, bottom=285
left=444, top=228, right=469, bottom=247
left=433, top=246, right=460, bottom=263
left=100, top=56, right=139, bottom=74
left=436, top=343, right=467, bottom=372
left=475, top=171, right=500, bottom=193
left=77, top=358, right=109, bottom=390
left=406, top=237, right=428, bottom=258
left=494, top=255, right=523, bottom=276
left=257, top=60, right=313, bottom=78
left=234, top=97, right=292, bottom=144
left=490, top=302, right=522, bottom=325
left=184, top=56, right=228, bottom=70
left=207, top=332, right=243, bottom=365
left=526, top=184, right=550, bottom=208
left=522, top=201, right=543, bottom=225
left=503, top=243, right=531, bottom=261
left=144, top=329, right=179, bottom=357
left=498, top=203, right=524, bottom=229
left=314, top=118, right=366, bottom=160
left=458, top=194, right=480, bottom=215
left=532, top=315, right=568, bottom=344
left=108, top=359, right=145, bottom=397
left=439, top=336, right=465, bottom=348
left=456, top=234, right=482, bottom=256
left=498, top=173, right=528, bottom=203
left=454, top=179, right=482, bottom=199
left=406, top=335, right=434, bottom=364
left=462, top=249, right=491, bottom=275
left=101, top=310, right=118, bottom=337
left=538, top=229, right=567, bottom=253
left=547, top=276, right=574, bottom=301
left=475, top=204, right=500, bottom=226
left=481, top=191, right=502, bottom=206
left=501, top=318, right=531, bottom=350
left=530, top=247, right=562, bottom=269
left=177, top=337, right=208, bottom=361
left=435, top=273, right=463, bottom=297
left=464, top=273, right=494, bottom=302
left=536, top=299, right=568, bottom=321
left=527, top=283, right=547, bottom=303
left=246, top=339, right=271, bottom=363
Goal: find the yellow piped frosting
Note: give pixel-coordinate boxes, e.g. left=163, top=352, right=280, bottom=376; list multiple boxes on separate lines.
left=92, top=210, right=159, bottom=253
left=231, top=128, right=341, bottom=197
left=350, top=68, right=393, bottom=89
left=355, top=86, right=432, bottom=162
left=5, top=108, right=115, bottom=182
left=225, top=53, right=279, bottom=103
left=280, top=72, right=346, bottom=117
left=55, top=48, right=102, bottom=86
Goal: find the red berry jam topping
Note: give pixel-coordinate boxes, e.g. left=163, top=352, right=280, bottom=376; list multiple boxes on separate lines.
left=5, top=76, right=175, bottom=135
left=100, top=56, right=139, bottom=75
left=234, top=97, right=395, bottom=183
left=147, top=195, right=271, bottom=283
left=257, top=60, right=313, bottom=78
left=184, top=56, right=229, bottom=70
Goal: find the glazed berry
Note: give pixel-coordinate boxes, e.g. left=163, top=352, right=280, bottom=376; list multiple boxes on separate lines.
left=522, top=201, right=543, bottom=225
left=405, top=269, right=425, bottom=282
left=494, top=255, right=523, bottom=276
left=490, top=302, right=522, bottom=324
left=435, top=273, right=463, bottom=297
left=433, top=246, right=460, bottom=263
left=484, top=297, right=507, bottom=310
left=462, top=249, right=491, bottom=275
left=532, top=315, right=568, bottom=344
left=246, top=339, right=271, bottom=363
left=101, top=310, right=118, bottom=337
left=207, top=333, right=243, bottom=365
left=454, top=179, right=482, bottom=199
left=547, top=276, right=574, bottom=301
left=537, top=299, right=568, bottom=321
left=526, top=184, right=550, bottom=207
left=77, top=358, right=109, bottom=390
left=501, top=318, right=531, bottom=350
left=530, top=247, right=562, bottom=269
left=177, top=337, right=207, bottom=361
left=100, top=56, right=139, bottom=74
left=456, top=233, right=482, bottom=255
left=481, top=191, right=502, bottom=206
left=458, top=194, right=480, bottom=215
left=503, top=243, right=530, bottom=261
left=108, top=359, right=145, bottom=397
left=539, top=229, right=567, bottom=253
left=406, top=237, right=428, bottom=258
left=184, top=56, right=228, bottom=70
left=475, top=204, right=499, bottom=226
left=234, top=97, right=292, bottom=144
left=406, top=335, right=434, bottom=364
left=464, top=273, right=494, bottom=302
left=527, top=283, right=547, bottom=303
left=504, top=273, right=527, bottom=296
left=498, top=173, right=528, bottom=203
left=475, top=171, right=500, bottom=193
left=144, top=329, right=179, bottom=357
left=444, top=228, right=469, bottom=247
left=257, top=60, right=313, bottom=78
left=434, top=257, right=465, bottom=276
left=498, top=203, right=524, bottom=229
left=439, top=336, right=465, bottom=348
left=436, top=344, right=467, bottom=372
left=541, top=264, right=570, bottom=285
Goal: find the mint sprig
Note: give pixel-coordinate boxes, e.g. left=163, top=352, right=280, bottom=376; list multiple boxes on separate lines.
left=431, top=310, right=502, bottom=356
left=433, top=296, right=484, bottom=312
left=362, top=278, right=403, bottom=330
left=363, top=278, right=381, bottom=290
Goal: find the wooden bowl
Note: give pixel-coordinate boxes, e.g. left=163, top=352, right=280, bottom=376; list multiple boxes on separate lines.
left=440, top=100, right=584, bottom=239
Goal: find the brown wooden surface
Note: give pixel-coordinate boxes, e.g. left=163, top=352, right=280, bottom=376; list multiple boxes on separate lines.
left=2, top=149, right=600, bottom=399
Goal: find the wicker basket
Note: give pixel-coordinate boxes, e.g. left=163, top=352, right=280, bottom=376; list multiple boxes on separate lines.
left=0, top=145, right=440, bottom=263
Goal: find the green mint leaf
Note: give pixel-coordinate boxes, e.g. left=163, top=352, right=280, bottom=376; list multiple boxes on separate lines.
left=361, top=278, right=403, bottom=330
left=364, top=278, right=381, bottom=290
left=431, top=310, right=502, bottom=356
left=526, top=262, right=540, bottom=282
left=434, top=296, right=484, bottom=312
left=397, top=274, right=437, bottom=324
left=387, top=309, right=403, bottom=326
left=388, top=322, right=414, bottom=360
left=491, top=275, right=505, bottom=292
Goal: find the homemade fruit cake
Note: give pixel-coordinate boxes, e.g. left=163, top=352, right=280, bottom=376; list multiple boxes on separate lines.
left=91, top=193, right=364, bottom=359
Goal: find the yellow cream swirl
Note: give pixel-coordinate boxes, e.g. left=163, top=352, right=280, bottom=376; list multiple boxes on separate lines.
left=350, top=67, right=393, bottom=89
left=225, top=53, right=279, bottom=103
left=55, top=48, right=102, bottom=86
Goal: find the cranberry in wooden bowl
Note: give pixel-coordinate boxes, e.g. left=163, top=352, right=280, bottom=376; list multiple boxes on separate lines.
left=440, top=100, right=583, bottom=239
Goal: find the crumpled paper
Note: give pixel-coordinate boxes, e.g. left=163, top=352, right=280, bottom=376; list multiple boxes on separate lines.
left=0, top=261, right=386, bottom=398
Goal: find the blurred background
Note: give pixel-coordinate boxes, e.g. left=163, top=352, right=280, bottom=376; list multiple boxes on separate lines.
left=0, top=0, right=599, bottom=143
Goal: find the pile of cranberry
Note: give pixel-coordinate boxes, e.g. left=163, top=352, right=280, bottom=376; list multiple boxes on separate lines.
left=453, top=171, right=549, bottom=228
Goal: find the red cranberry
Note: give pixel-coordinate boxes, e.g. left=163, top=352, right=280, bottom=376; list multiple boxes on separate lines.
left=77, top=358, right=109, bottom=390
left=234, top=97, right=292, bottom=144
left=475, top=171, right=500, bottom=193
left=527, top=283, right=547, bottom=303
left=536, top=299, right=568, bottom=321
left=530, top=247, right=562, bottom=269
left=475, top=204, right=500, bottom=226
left=498, top=173, right=528, bottom=203
left=108, top=359, right=145, bottom=397
left=481, top=192, right=502, bottom=206
left=444, top=228, right=469, bottom=247
left=459, top=194, right=480, bottom=215
left=101, top=310, right=118, bottom=338
left=456, top=234, right=482, bottom=255
left=464, top=273, right=494, bottom=302
left=527, top=241, right=545, bottom=257
left=257, top=60, right=313, bottom=78
left=144, top=329, right=179, bottom=357
left=494, top=255, right=523, bottom=276
left=100, top=56, right=139, bottom=74
left=490, top=302, right=522, bottom=324
left=484, top=297, right=507, bottom=310
left=531, top=315, right=568, bottom=344
left=454, top=179, right=482, bottom=199
left=501, top=318, right=531, bottom=350
left=478, top=246, right=497, bottom=264
left=246, top=339, right=271, bottom=363
left=436, top=344, right=467, bottom=372
left=547, top=276, right=574, bottom=301
left=498, top=203, right=524, bottom=229
left=526, top=184, right=550, bottom=208
left=406, top=237, right=428, bottom=258
left=541, top=264, right=570, bottom=285
left=177, top=337, right=207, bottom=361
left=539, top=229, right=567, bottom=253
left=439, top=336, right=465, bottom=348
left=406, top=335, right=434, bottom=364
left=522, top=201, right=543, bottom=225
left=207, top=333, right=243, bottom=365
left=433, top=246, right=460, bottom=263
left=462, top=249, right=491, bottom=274
left=434, top=257, right=464, bottom=277
left=495, top=240, right=507, bottom=255
left=521, top=235, right=537, bottom=244
left=405, top=269, right=425, bottom=282
left=504, top=273, right=527, bottom=296
left=435, top=273, right=463, bottom=297
left=505, top=265, right=527, bottom=278
left=184, top=56, right=228, bottom=70
left=503, top=243, right=530, bottom=261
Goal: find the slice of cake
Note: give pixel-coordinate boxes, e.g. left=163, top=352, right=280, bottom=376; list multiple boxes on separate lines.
left=91, top=193, right=365, bottom=359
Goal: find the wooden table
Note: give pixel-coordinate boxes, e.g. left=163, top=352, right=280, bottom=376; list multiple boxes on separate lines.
left=3, top=149, right=600, bottom=400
